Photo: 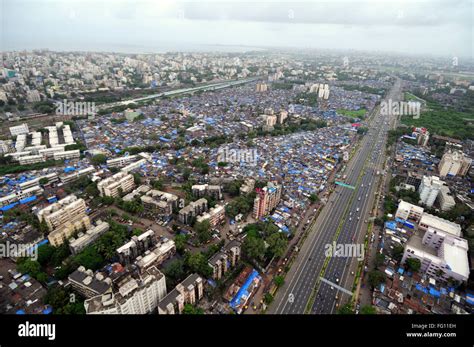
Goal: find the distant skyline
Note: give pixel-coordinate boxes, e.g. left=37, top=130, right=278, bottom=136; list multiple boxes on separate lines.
left=1, top=0, right=473, bottom=59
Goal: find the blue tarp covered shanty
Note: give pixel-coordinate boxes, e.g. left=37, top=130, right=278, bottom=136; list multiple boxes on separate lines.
left=43, top=306, right=53, bottom=314
left=16, top=310, right=26, bottom=314
left=466, top=293, right=474, bottom=306
left=385, top=221, right=397, bottom=230
left=0, top=202, right=19, bottom=212
left=19, top=195, right=36, bottom=205
left=404, top=221, right=415, bottom=229
left=429, top=287, right=441, bottom=298
left=64, top=166, right=76, bottom=173
left=230, top=269, right=260, bottom=311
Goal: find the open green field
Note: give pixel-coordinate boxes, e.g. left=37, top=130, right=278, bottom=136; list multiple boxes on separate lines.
left=401, top=101, right=474, bottom=140
left=337, top=108, right=367, bottom=118
left=404, top=92, right=425, bottom=103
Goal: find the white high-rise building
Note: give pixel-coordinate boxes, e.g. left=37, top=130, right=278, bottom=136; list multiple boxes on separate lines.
left=418, top=176, right=443, bottom=208
left=84, top=266, right=167, bottom=314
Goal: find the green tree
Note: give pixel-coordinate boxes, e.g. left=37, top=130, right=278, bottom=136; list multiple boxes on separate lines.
left=266, top=232, right=288, bottom=258
left=164, top=259, right=186, bottom=282
left=242, top=236, right=266, bottom=261
left=309, top=193, right=319, bottom=203
left=392, top=244, right=404, bottom=262
left=360, top=305, right=377, bottom=314
left=182, top=304, right=204, bottom=314
left=194, top=220, right=211, bottom=243
left=337, top=303, right=354, bottom=314
left=39, top=177, right=49, bottom=185
left=91, top=154, right=107, bottom=165
left=174, top=234, right=188, bottom=254
left=368, top=270, right=386, bottom=288
left=274, top=275, right=285, bottom=287
left=374, top=253, right=385, bottom=268
left=405, top=258, right=421, bottom=273
left=263, top=293, right=274, bottom=305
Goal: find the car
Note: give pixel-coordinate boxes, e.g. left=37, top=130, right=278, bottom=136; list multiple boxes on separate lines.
left=356, top=208, right=360, bottom=212
left=351, top=271, right=355, bottom=275
left=349, top=217, right=352, bottom=221
left=308, top=257, right=312, bottom=261
left=330, top=286, right=334, bottom=290
left=358, top=197, right=361, bottom=201
left=357, top=217, right=360, bottom=221
left=335, top=278, right=340, bottom=283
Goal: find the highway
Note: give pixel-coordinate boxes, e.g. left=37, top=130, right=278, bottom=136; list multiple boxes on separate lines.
left=97, top=77, right=259, bottom=110
left=268, top=79, right=402, bottom=314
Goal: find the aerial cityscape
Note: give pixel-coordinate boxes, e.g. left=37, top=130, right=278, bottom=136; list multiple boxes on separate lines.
left=0, top=0, right=472, bottom=344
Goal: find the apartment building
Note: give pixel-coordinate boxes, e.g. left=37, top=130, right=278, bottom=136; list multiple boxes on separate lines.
left=9, top=123, right=29, bottom=137
left=37, top=195, right=91, bottom=246
left=106, top=155, right=137, bottom=168
left=69, top=220, right=110, bottom=255
left=135, top=238, right=176, bottom=271
left=84, top=266, right=167, bottom=314
left=53, top=149, right=80, bottom=161
left=418, top=176, right=443, bottom=208
left=18, top=155, right=44, bottom=165
left=437, top=185, right=455, bottom=212
left=402, top=232, right=469, bottom=284
left=140, top=189, right=179, bottom=217
left=116, top=230, right=158, bottom=266
left=192, top=184, right=222, bottom=200
left=97, top=172, right=135, bottom=197
left=178, top=198, right=208, bottom=225
left=418, top=212, right=462, bottom=237
left=240, top=178, right=255, bottom=195
left=438, top=150, right=472, bottom=177
left=120, top=159, right=146, bottom=173
left=395, top=200, right=424, bottom=223
left=208, top=240, right=241, bottom=280
left=253, top=182, right=282, bottom=219
left=68, top=267, right=112, bottom=299
left=158, top=274, right=203, bottom=314
left=0, top=185, right=44, bottom=208
left=196, top=204, right=225, bottom=227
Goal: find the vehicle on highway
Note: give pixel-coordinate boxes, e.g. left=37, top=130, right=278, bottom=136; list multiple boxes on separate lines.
left=356, top=208, right=360, bottom=212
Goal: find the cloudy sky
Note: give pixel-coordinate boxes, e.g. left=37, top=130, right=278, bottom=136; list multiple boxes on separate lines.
left=1, top=0, right=472, bottom=58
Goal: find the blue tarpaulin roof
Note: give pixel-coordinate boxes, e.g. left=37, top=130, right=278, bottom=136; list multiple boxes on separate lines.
left=0, top=202, right=19, bottom=212
left=230, top=269, right=260, bottom=311
left=466, top=293, right=474, bottom=305
left=19, top=195, right=36, bottom=204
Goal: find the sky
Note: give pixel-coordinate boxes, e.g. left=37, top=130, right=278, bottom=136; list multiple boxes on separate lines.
left=1, top=0, right=472, bottom=58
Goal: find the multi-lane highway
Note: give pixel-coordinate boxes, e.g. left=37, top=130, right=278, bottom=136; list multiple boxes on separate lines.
left=269, top=79, right=402, bottom=314
left=97, top=77, right=259, bottom=110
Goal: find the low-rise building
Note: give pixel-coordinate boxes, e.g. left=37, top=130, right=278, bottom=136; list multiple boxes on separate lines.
left=395, top=200, right=424, bottom=223
left=178, top=198, right=208, bottom=225
left=157, top=273, right=203, bottom=314
left=192, top=184, right=222, bottom=200
left=68, top=266, right=112, bottom=299
left=196, top=204, right=225, bottom=227
left=69, top=221, right=110, bottom=255
left=208, top=240, right=241, bottom=280
left=97, top=172, right=135, bottom=197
